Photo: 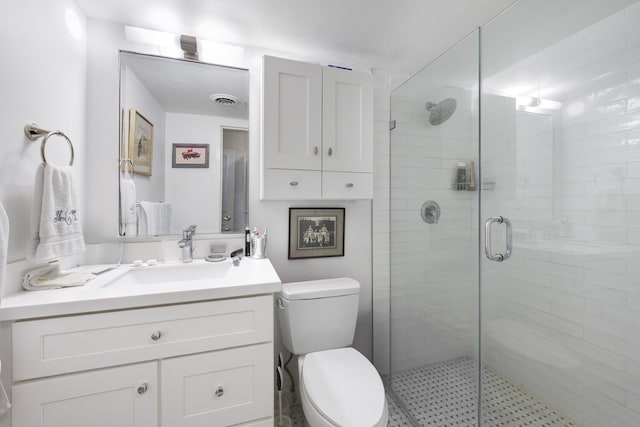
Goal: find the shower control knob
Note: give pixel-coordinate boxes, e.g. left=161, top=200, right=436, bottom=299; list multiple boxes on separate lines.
left=151, top=330, right=162, bottom=341
left=223, top=215, right=231, bottom=221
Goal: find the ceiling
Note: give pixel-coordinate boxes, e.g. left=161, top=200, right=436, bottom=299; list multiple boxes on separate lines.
left=122, top=52, right=249, bottom=118
left=76, top=0, right=517, bottom=76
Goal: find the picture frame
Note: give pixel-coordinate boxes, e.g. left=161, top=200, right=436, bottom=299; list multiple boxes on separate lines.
left=172, top=143, right=210, bottom=168
left=288, top=208, right=345, bottom=259
left=127, top=109, right=154, bottom=176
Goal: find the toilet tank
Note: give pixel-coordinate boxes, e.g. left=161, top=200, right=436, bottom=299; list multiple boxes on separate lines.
left=277, top=278, right=360, bottom=355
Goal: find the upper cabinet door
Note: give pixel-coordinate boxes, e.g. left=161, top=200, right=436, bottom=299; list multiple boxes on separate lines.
left=322, top=67, right=373, bottom=173
left=263, top=56, right=322, bottom=171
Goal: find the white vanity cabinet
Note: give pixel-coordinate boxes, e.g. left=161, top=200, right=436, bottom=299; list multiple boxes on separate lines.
left=10, top=295, right=274, bottom=427
left=261, top=55, right=373, bottom=200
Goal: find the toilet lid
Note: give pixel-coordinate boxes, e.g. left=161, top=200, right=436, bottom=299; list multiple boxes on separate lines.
left=302, top=348, right=386, bottom=426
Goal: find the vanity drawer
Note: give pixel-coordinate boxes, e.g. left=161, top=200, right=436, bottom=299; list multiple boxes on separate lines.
left=13, top=295, right=273, bottom=381
left=322, top=171, right=373, bottom=199
left=262, top=168, right=321, bottom=199
left=161, top=343, right=272, bottom=426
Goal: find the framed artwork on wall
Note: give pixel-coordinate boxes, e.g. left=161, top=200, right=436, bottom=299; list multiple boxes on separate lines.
left=127, top=108, right=154, bottom=176
left=288, top=207, right=345, bottom=259
left=171, top=143, right=210, bottom=168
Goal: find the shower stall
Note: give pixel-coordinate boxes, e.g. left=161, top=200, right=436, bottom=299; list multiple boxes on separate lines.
left=386, top=0, right=640, bottom=426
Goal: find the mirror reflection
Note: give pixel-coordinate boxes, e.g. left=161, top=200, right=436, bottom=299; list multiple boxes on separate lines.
left=118, top=51, right=249, bottom=237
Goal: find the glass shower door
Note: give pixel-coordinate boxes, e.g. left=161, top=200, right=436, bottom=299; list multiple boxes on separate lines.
left=388, top=30, right=481, bottom=425
left=480, top=0, right=640, bottom=425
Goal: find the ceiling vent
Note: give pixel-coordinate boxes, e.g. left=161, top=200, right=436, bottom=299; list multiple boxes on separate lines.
left=209, top=94, right=238, bottom=106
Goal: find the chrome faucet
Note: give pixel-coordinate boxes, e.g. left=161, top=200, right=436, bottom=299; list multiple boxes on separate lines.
left=178, top=225, right=197, bottom=263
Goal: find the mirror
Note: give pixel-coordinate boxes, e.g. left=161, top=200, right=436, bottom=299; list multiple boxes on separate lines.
left=118, top=51, right=249, bottom=237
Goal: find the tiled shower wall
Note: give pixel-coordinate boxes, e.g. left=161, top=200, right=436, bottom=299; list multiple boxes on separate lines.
left=481, top=3, right=640, bottom=426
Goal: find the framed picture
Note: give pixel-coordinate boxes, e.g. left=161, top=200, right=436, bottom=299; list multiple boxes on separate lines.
left=288, top=208, right=345, bottom=259
left=172, top=143, right=210, bottom=168
left=127, top=109, right=154, bottom=176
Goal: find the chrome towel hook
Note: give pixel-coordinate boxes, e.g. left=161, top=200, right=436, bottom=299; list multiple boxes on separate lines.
left=24, top=123, right=75, bottom=166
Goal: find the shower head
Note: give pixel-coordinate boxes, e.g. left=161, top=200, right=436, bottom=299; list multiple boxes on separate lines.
left=425, top=98, right=457, bottom=125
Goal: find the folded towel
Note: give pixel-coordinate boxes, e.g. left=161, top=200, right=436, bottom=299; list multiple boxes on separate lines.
left=0, top=201, right=8, bottom=297
left=28, top=164, right=86, bottom=262
left=119, top=170, right=137, bottom=236
left=139, top=201, right=172, bottom=235
left=22, top=261, right=95, bottom=291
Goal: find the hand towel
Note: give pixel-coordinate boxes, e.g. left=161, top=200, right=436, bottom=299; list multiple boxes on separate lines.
left=119, top=170, right=137, bottom=236
left=28, top=164, right=86, bottom=262
left=22, top=261, right=95, bottom=291
left=0, top=201, right=8, bottom=298
left=139, top=201, right=172, bottom=235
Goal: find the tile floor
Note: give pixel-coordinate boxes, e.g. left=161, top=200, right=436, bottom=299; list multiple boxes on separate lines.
left=285, top=357, right=576, bottom=426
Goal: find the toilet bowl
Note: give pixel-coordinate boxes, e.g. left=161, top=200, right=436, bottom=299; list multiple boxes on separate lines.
left=277, top=278, right=388, bottom=427
left=299, top=348, right=388, bottom=427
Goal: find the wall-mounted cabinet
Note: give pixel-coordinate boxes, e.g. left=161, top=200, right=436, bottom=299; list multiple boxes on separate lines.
left=261, top=55, right=373, bottom=200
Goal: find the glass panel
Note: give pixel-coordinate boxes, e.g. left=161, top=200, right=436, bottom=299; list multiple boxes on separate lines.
left=389, top=30, right=480, bottom=425
left=480, top=1, right=640, bottom=425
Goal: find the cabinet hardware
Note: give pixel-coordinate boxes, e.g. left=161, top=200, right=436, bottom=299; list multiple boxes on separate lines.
left=327, top=147, right=333, bottom=156
left=137, top=382, right=148, bottom=395
left=151, top=331, right=162, bottom=341
left=345, top=183, right=354, bottom=188
left=289, top=181, right=299, bottom=186
left=215, top=385, right=224, bottom=398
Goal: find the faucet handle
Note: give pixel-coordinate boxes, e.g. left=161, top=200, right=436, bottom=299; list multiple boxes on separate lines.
left=183, top=224, right=197, bottom=238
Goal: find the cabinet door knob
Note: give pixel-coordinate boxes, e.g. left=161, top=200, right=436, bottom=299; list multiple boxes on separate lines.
left=313, top=146, right=318, bottom=155
left=327, top=147, right=333, bottom=156
left=345, top=183, right=354, bottom=188
left=137, top=382, right=149, bottom=395
left=289, top=181, right=299, bottom=186
left=151, top=330, right=162, bottom=341
left=214, top=385, right=224, bottom=398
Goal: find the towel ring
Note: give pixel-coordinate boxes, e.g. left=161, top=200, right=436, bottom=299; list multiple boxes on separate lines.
left=120, top=159, right=134, bottom=174
left=41, top=131, right=74, bottom=166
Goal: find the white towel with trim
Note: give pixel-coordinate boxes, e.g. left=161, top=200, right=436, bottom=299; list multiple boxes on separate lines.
left=22, top=261, right=95, bottom=291
left=139, top=201, right=171, bottom=235
left=119, top=170, right=137, bottom=236
left=28, top=164, right=86, bottom=261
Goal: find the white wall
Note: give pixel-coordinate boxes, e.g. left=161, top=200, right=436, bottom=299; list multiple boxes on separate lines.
left=165, top=113, right=247, bottom=234
left=0, top=0, right=87, bottom=264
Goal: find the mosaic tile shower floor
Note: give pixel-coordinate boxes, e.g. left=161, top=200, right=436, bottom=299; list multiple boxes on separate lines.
left=286, top=357, right=575, bottom=426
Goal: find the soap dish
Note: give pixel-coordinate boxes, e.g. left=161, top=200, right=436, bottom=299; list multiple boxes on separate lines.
left=205, top=254, right=226, bottom=262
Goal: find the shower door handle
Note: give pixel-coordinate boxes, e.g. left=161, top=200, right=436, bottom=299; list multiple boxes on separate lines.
left=484, top=216, right=512, bottom=262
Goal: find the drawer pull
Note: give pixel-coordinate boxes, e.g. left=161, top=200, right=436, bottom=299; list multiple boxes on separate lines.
left=151, top=330, right=162, bottom=341
left=214, top=385, right=225, bottom=398
left=137, top=382, right=149, bottom=395
left=313, top=146, right=318, bottom=155
left=289, top=181, right=299, bottom=186
left=327, top=147, right=333, bottom=156
left=345, top=183, right=354, bottom=188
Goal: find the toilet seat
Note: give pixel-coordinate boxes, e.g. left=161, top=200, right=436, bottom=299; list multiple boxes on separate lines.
left=300, top=347, right=388, bottom=427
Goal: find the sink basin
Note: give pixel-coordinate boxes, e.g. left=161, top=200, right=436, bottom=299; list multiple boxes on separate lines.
left=101, top=261, right=232, bottom=287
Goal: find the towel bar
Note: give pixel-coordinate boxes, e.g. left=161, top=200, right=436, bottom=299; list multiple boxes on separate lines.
left=24, top=123, right=75, bottom=166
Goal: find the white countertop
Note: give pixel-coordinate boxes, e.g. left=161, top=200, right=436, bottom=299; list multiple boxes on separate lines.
left=0, top=258, right=281, bottom=321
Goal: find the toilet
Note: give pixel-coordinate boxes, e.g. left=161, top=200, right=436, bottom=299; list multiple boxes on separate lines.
left=277, top=278, right=388, bottom=427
